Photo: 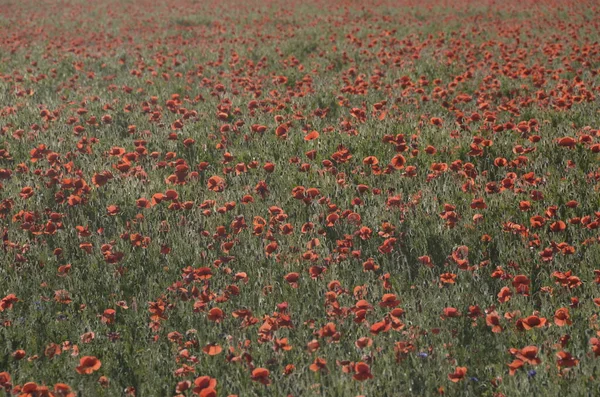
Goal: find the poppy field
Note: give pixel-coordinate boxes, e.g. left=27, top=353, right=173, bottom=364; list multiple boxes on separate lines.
left=2, top=0, right=600, bottom=395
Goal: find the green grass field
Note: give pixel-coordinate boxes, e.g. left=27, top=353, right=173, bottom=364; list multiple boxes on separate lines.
left=1, top=0, right=600, bottom=395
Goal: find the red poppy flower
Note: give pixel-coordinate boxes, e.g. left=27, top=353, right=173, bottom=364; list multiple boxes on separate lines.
left=54, top=383, right=75, bottom=397
left=202, top=343, right=222, bottom=356
left=207, top=175, right=226, bottom=192
left=507, top=359, right=524, bottom=376
left=486, top=312, right=502, bottom=333
left=309, top=357, right=328, bottom=372
left=448, top=366, right=467, bottom=382
left=497, top=287, right=512, bottom=303
left=0, top=371, right=10, bottom=386
left=353, top=362, right=373, bottom=381
left=390, top=154, right=406, bottom=170
left=192, top=376, right=217, bottom=395
left=207, top=307, right=224, bottom=322
left=0, top=294, right=18, bottom=311
left=518, top=346, right=541, bottom=365
left=590, top=337, right=600, bottom=356
left=304, top=130, right=320, bottom=141
left=251, top=368, right=271, bottom=385
left=520, top=315, right=547, bottom=330
left=379, top=293, right=400, bottom=308
left=557, top=137, right=576, bottom=148
left=101, top=309, right=116, bottom=324
left=440, top=272, right=457, bottom=284
left=556, top=351, right=579, bottom=368
left=76, top=356, right=101, bottom=374
left=355, top=337, right=373, bottom=349
left=554, top=308, right=572, bottom=327
left=442, top=307, right=461, bottom=319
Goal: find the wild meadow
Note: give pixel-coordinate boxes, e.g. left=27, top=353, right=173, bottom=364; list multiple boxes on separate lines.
left=1, top=0, right=600, bottom=395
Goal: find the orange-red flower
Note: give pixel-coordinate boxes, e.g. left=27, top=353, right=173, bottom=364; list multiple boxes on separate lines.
left=554, top=308, right=572, bottom=327
left=207, top=175, right=226, bottom=192
left=309, top=357, right=328, bottom=372
left=442, top=307, right=461, bottom=319
left=207, top=307, right=224, bottom=322
left=192, top=376, right=217, bottom=396
left=54, top=383, right=76, bottom=397
left=507, top=359, right=524, bottom=376
left=304, top=130, right=319, bottom=141
left=486, top=312, right=502, bottom=333
left=202, top=343, right=222, bottom=356
left=448, top=366, right=467, bottom=382
left=353, top=362, right=373, bottom=381
left=520, top=315, right=547, bottom=330
left=497, top=286, right=512, bottom=303
left=101, top=309, right=116, bottom=324
left=0, top=294, right=18, bottom=311
left=251, top=368, right=270, bottom=385
left=590, top=337, right=600, bottom=356
left=355, top=337, right=373, bottom=349
left=556, top=351, right=579, bottom=368
left=76, top=356, right=101, bottom=374
left=379, top=293, right=400, bottom=308
left=390, top=154, right=406, bottom=170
